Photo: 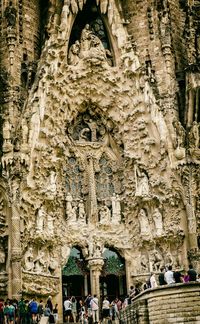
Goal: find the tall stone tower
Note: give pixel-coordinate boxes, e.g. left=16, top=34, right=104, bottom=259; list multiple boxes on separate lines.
left=0, top=0, right=200, bottom=303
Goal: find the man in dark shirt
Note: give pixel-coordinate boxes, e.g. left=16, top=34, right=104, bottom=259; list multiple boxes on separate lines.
left=173, top=268, right=183, bottom=283
left=158, top=267, right=166, bottom=285
left=188, top=264, right=197, bottom=281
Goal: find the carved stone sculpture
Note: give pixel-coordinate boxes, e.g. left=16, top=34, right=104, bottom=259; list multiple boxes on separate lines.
left=46, top=212, right=54, bottom=235
left=140, top=254, right=149, bottom=272
left=135, top=166, right=150, bottom=197
left=34, top=250, right=47, bottom=273
left=24, top=247, right=34, bottom=272
left=46, top=170, right=57, bottom=195
left=150, top=250, right=164, bottom=272
left=189, top=121, right=200, bottom=149
left=99, top=205, right=111, bottom=225
left=172, top=119, right=185, bottom=148
left=3, top=119, right=11, bottom=145
left=4, top=2, right=17, bottom=27
left=68, top=40, right=80, bottom=65
left=111, top=193, right=121, bottom=224
left=66, top=193, right=77, bottom=223
left=78, top=200, right=86, bottom=223
left=36, top=206, right=45, bottom=233
left=138, top=209, right=151, bottom=236
left=152, top=208, right=164, bottom=236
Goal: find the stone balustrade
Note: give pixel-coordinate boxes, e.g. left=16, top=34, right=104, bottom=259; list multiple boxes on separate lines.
left=119, top=282, right=200, bottom=324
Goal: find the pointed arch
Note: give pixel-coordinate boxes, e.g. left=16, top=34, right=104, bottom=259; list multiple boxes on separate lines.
left=67, top=0, right=121, bottom=66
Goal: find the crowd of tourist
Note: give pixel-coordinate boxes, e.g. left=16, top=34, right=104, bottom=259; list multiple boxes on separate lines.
left=0, top=264, right=199, bottom=324
left=0, top=296, right=58, bottom=324
left=63, top=294, right=122, bottom=323
left=146, top=264, right=200, bottom=289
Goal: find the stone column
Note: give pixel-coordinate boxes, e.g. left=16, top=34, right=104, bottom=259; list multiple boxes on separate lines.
left=84, top=274, right=88, bottom=296
left=11, top=204, right=22, bottom=299
left=86, top=156, right=98, bottom=223
left=88, top=258, right=104, bottom=297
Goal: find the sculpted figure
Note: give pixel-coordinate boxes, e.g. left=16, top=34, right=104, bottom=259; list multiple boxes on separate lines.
left=78, top=200, right=86, bottom=223
left=152, top=208, right=164, bottom=236
left=80, top=24, right=93, bottom=53
left=89, top=35, right=107, bottom=59
left=189, top=121, right=200, bottom=149
left=151, top=250, right=164, bottom=272
left=138, top=209, right=151, bottom=236
left=24, top=247, right=34, bottom=271
left=4, top=1, right=17, bottom=27
left=121, top=42, right=140, bottom=73
left=86, top=119, right=98, bottom=142
left=0, top=245, right=6, bottom=264
left=46, top=212, right=54, bottom=235
left=79, top=127, right=90, bottom=141
left=34, top=250, right=47, bottom=273
left=3, top=119, right=11, bottom=144
left=66, top=193, right=77, bottom=223
left=47, top=170, right=57, bottom=194
left=79, top=24, right=107, bottom=60
left=135, top=166, right=149, bottom=197
left=99, top=205, right=111, bottom=225
left=172, top=119, right=185, bottom=148
left=21, top=118, right=29, bottom=144
left=140, top=255, right=149, bottom=272
left=68, top=40, right=80, bottom=65
left=111, top=193, right=121, bottom=224
left=36, top=206, right=45, bottom=233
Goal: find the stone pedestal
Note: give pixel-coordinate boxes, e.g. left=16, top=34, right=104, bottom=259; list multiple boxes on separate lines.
left=88, top=258, right=104, bottom=297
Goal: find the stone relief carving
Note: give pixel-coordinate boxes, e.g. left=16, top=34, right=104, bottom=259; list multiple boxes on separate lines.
left=99, top=205, right=111, bottom=225
left=68, top=24, right=110, bottom=65
left=138, top=208, right=151, bottom=236
left=78, top=200, right=86, bottom=223
left=189, top=122, right=200, bottom=149
left=152, top=208, right=164, bottom=236
left=36, top=206, right=45, bottom=234
left=1, top=0, right=197, bottom=299
left=150, top=249, right=164, bottom=272
left=66, top=192, right=77, bottom=223
left=135, top=166, right=150, bottom=198
left=111, top=193, right=121, bottom=224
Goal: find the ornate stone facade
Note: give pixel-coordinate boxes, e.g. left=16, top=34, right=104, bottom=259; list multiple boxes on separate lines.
left=0, top=0, right=200, bottom=304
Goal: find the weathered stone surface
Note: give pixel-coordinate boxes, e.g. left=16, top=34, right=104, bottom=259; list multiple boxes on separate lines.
left=0, top=0, right=199, bottom=304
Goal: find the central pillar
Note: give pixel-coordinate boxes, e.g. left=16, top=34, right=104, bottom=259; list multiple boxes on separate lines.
left=88, top=258, right=104, bottom=298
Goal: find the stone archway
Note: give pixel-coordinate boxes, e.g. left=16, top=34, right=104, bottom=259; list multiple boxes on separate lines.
left=100, top=247, right=126, bottom=300
left=62, top=246, right=90, bottom=299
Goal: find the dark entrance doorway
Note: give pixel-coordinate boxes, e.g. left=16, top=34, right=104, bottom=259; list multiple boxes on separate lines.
left=62, top=246, right=90, bottom=300
left=100, top=248, right=126, bottom=301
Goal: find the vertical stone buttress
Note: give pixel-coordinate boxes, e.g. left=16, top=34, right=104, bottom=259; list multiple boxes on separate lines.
left=11, top=201, right=22, bottom=299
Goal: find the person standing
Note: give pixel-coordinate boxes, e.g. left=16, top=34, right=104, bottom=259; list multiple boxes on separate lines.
left=53, top=304, right=58, bottom=323
left=188, top=264, right=197, bottom=281
left=158, top=267, right=166, bottom=285
left=29, top=298, right=38, bottom=324
left=150, top=273, right=157, bottom=288
left=173, top=268, right=183, bottom=283
left=101, top=297, right=110, bottom=323
left=46, top=296, right=53, bottom=313
left=0, top=299, right=3, bottom=324
left=90, top=295, right=99, bottom=324
left=71, top=297, right=77, bottom=323
left=64, top=297, right=72, bottom=323
left=37, top=300, right=44, bottom=321
left=164, top=265, right=175, bottom=285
